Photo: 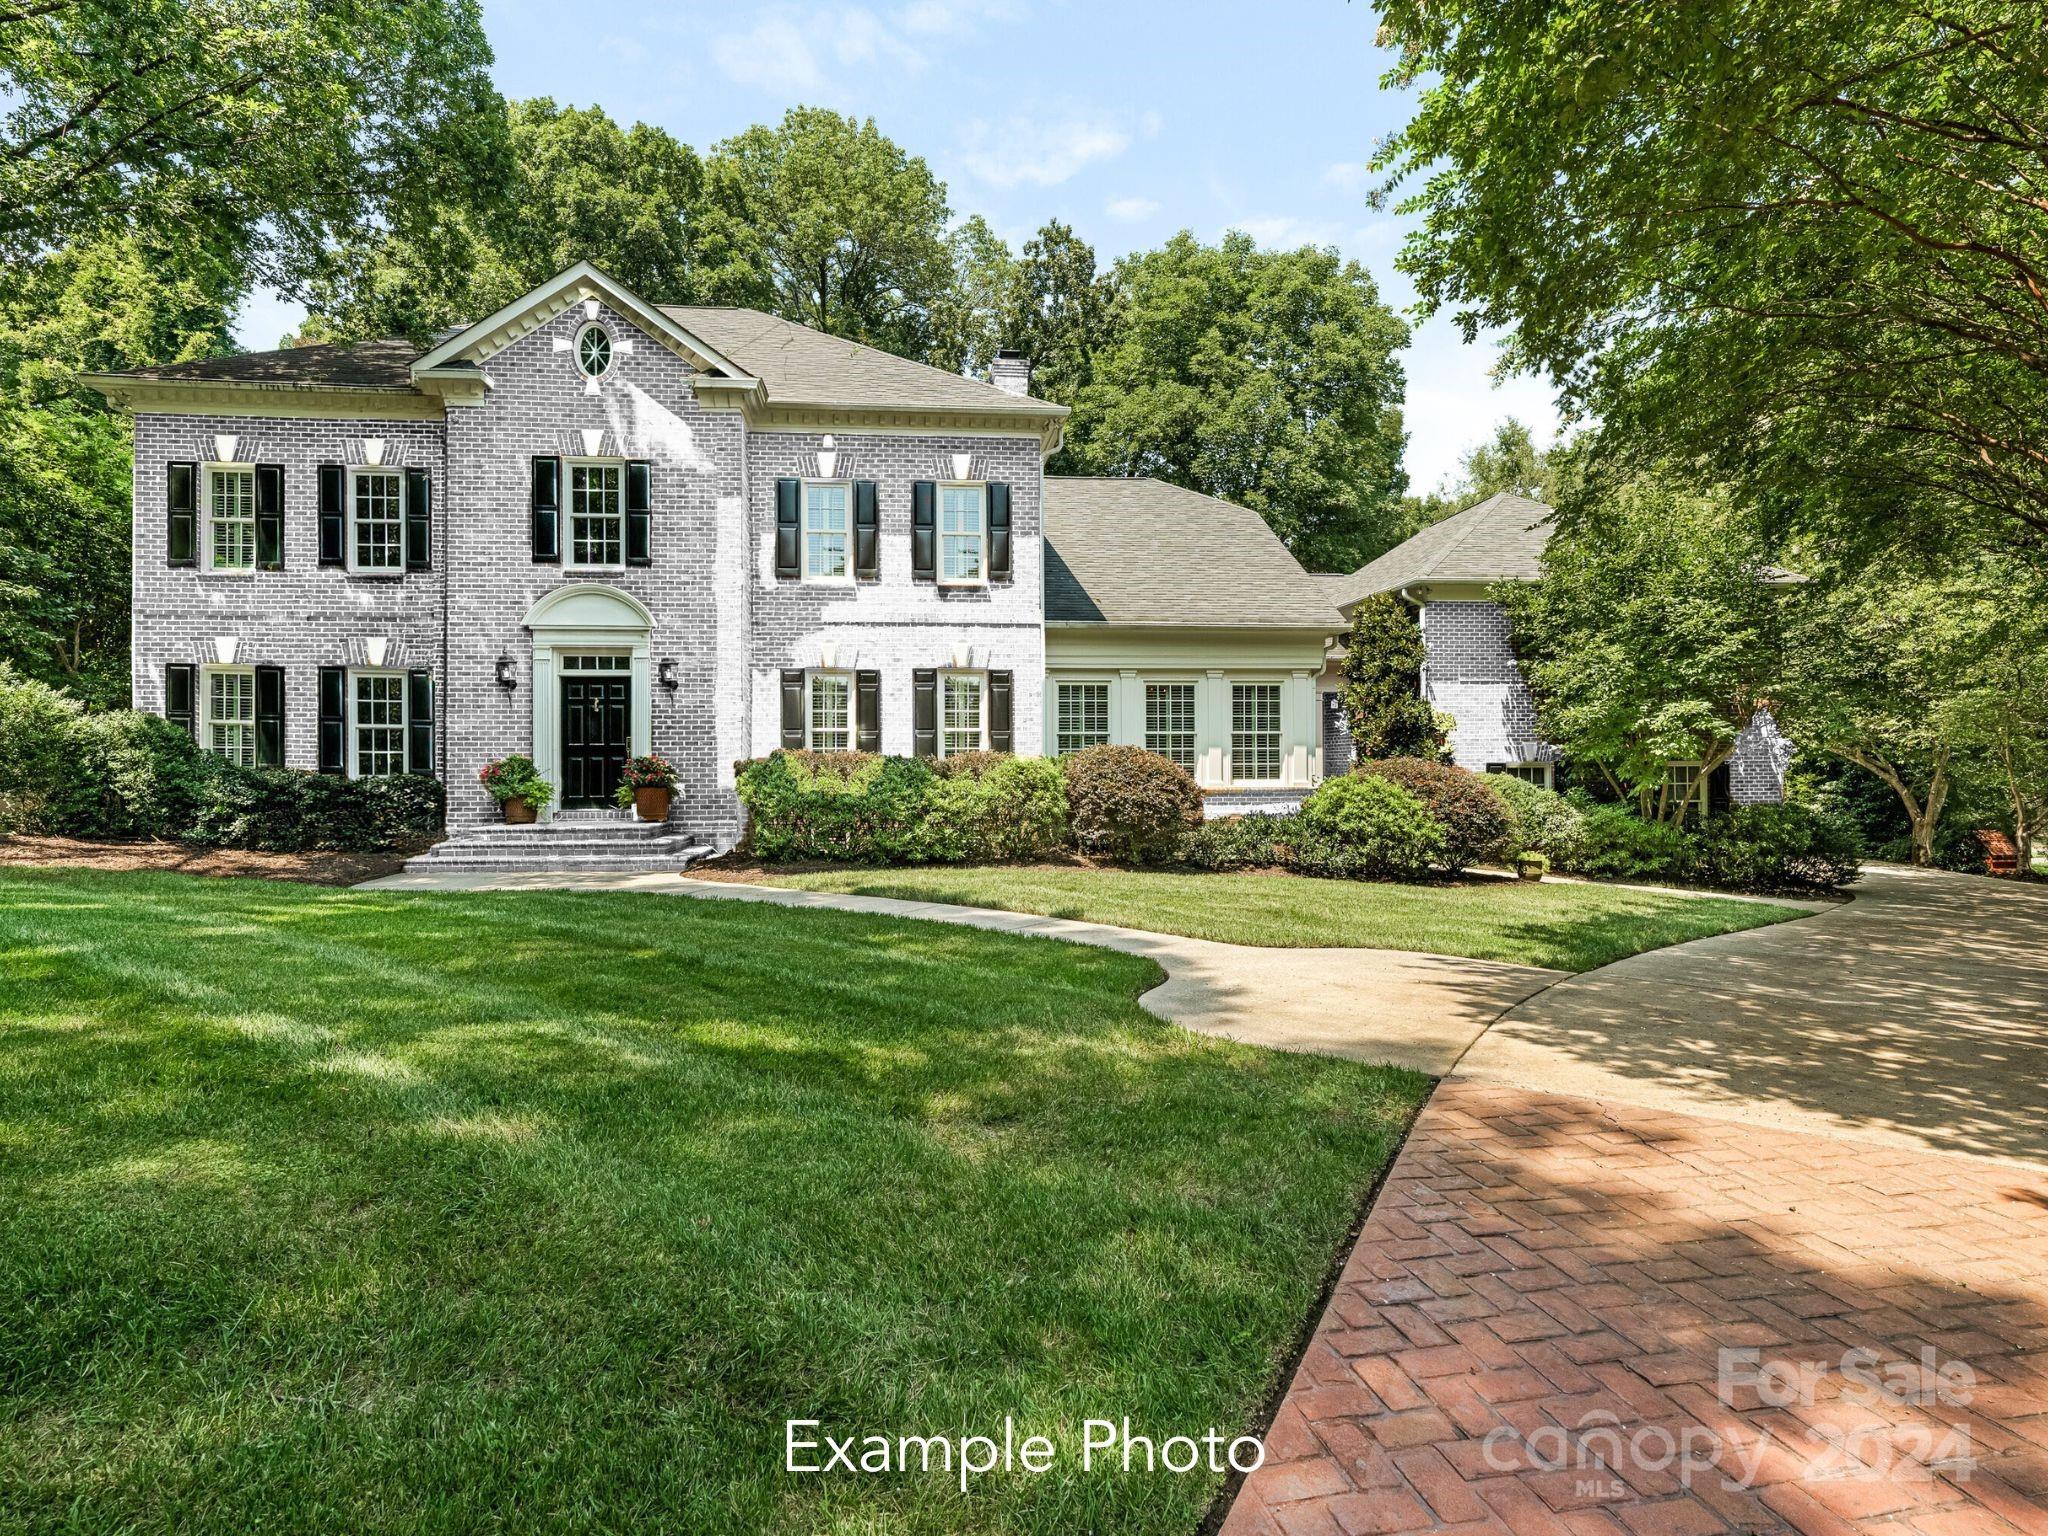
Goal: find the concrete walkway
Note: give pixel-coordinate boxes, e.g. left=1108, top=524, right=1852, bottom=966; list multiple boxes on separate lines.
left=361, top=868, right=1561, bottom=1076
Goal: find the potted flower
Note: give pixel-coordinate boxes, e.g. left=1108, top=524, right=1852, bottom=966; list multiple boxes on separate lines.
left=1515, top=849, right=1548, bottom=882
left=480, top=754, right=554, bottom=824
left=620, top=752, right=680, bottom=823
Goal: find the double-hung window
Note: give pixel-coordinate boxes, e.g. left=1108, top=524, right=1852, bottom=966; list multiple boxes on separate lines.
left=803, top=483, right=850, bottom=580
left=569, top=462, right=623, bottom=569
left=208, top=466, right=256, bottom=571
left=941, top=672, right=984, bottom=756
left=1145, top=682, right=1198, bottom=775
left=352, top=469, right=403, bottom=573
left=808, top=672, right=852, bottom=752
left=206, top=669, right=256, bottom=765
left=1231, top=683, right=1283, bottom=782
left=938, top=484, right=985, bottom=585
left=352, top=673, right=407, bottom=778
left=1662, top=761, right=1704, bottom=817
left=1055, top=681, right=1109, bottom=756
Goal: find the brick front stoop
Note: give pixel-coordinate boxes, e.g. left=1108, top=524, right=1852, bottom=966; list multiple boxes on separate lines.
left=1221, top=1080, right=2048, bottom=1536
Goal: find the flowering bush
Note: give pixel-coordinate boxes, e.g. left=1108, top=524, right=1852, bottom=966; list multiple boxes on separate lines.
left=620, top=753, right=679, bottom=790
left=479, top=754, right=553, bottom=809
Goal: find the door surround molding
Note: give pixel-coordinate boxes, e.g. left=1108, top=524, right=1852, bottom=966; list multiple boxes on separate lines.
left=522, top=583, right=652, bottom=822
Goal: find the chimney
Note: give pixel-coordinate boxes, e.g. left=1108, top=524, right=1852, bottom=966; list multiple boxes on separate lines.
left=989, top=348, right=1032, bottom=397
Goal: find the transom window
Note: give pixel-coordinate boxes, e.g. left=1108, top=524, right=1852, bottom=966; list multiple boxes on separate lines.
left=941, top=672, right=984, bottom=756
left=1055, top=681, right=1109, bottom=756
left=939, top=483, right=985, bottom=585
left=803, top=482, right=850, bottom=580
left=206, top=669, right=255, bottom=765
left=808, top=673, right=852, bottom=752
left=1146, top=683, right=1198, bottom=774
left=560, top=652, right=632, bottom=672
left=1231, top=683, right=1282, bottom=783
left=208, top=467, right=255, bottom=571
left=576, top=323, right=613, bottom=379
left=569, top=462, right=623, bottom=568
left=352, top=469, right=403, bottom=572
left=353, top=673, right=406, bottom=778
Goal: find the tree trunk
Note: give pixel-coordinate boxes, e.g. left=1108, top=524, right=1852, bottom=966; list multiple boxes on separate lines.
left=1838, top=747, right=1948, bottom=866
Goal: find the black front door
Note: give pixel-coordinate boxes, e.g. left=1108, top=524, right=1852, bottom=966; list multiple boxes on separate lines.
left=561, top=675, right=630, bottom=807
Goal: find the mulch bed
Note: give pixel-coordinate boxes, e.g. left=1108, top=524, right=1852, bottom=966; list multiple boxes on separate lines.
left=0, top=835, right=429, bottom=887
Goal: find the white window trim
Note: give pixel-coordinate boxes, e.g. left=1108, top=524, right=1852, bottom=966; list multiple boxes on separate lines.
left=203, top=462, right=257, bottom=576
left=1488, top=760, right=1555, bottom=790
left=1228, top=678, right=1286, bottom=785
left=348, top=668, right=409, bottom=780
left=938, top=668, right=987, bottom=757
left=564, top=457, right=627, bottom=574
left=346, top=464, right=406, bottom=577
left=199, top=664, right=257, bottom=764
left=801, top=480, right=854, bottom=585
left=575, top=322, right=615, bottom=381
left=805, top=669, right=855, bottom=752
left=936, top=481, right=987, bottom=589
left=1142, top=676, right=1201, bottom=774
left=1053, top=676, right=1112, bottom=757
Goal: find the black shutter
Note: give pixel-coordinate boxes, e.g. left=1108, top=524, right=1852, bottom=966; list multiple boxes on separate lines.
left=167, top=462, right=197, bottom=567
left=774, top=477, right=801, bottom=579
left=407, top=670, right=434, bottom=775
left=780, top=668, right=806, bottom=750
left=317, top=666, right=347, bottom=775
left=853, top=481, right=879, bottom=580
left=405, top=467, right=431, bottom=571
left=255, top=464, right=284, bottom=570
left=987, top=482, right=1011, bottom=582
left=1707, top=761, right=1732, bottom=816
left=254, top=664, right=285, bottom=766
left=625, top=460, right=652, bottom=565
left=911, top=481, right=936, bottom=581
left=856, top=669, right=881, bottom=753
left=164, top=663, right=196, bottom=738
left=318, top=465, right=345, bottom=566
left=989, top=670, right=1014, bottom=753
left=531, top=456, right=561, bottom=563
left=912, top=668, right=937, bottom=757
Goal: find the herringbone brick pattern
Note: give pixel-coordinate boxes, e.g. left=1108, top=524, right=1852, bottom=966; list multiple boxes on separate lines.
left=1223, top=1081, right=2048, bottom=1536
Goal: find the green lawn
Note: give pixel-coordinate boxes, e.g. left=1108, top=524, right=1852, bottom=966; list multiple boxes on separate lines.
left=754, top=865, right=1810, bottom=971
left=0, top=868, right=1426, bottom=1535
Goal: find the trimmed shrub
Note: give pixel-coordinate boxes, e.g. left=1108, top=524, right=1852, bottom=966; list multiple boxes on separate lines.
left=1571, top=804, right=1697, bottom=881
left=1354, top=758, right=1511, bottom=872
left=51, top=711, right=211, bottom=840
left=1298, top=774, right=1445, bottom=880
left=0, top=666, right=82, bottom=831
left=189, top=766, right=444, bottom=851
left=1690, top=804, right=1861, bottom=892
left=1181, top=813, right=1291, bottom=871
left=928, top=754, right=1070, bottom=860
left=1064, top=744, right=1204, bottom=865
left=1485, top=773, right=1589, bottom=868
left=736, top=750, right=1071, bottom=864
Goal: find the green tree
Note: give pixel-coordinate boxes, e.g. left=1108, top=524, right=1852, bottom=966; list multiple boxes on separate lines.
left=1500, top=473, right=1785, bottom=819
left=304, top=98, right=702, bottom=344
left=1006, top=221, right=1113, bottom=416
left=1403, top=417, right=1563, bottom=533
left=1, top=0, right=505, bottom=294
left=1339, top=595, right=1448, bottom=761
left=1063, top=231, right=1409, bottom=571
left=692, top=108, right=954, bottom=359
left=927, top=215, right=1017, bottom=378
left=1372, top=1, right=2048, bottom=556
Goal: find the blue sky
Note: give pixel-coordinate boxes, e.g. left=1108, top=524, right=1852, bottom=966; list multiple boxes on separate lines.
left=235, top=0, right=1559, bottom=491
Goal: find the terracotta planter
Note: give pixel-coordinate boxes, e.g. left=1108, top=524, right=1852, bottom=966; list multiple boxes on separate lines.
left=634, top=785, right=673, bottom=823
left=503, top=795, right=537, bottom=825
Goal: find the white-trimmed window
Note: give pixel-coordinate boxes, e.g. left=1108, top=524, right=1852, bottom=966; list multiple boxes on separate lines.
left=1662, top=760, right=1704, bottom=814
left=352, top=673, right=407, bottom=778
left=803, top=482, right=850, bottom=581
left=351, top=468, right=403, bottom=573
left=1055, top=681, right=1109, bottom=756
left=808, top=672, right=852, bottom=752
left=1487, top=760, right=1554, bottom=789
left=938, top=483, right=985, bottom=585
left=207, top=465, right=256, bottom=571
left=1231, top=683, right=1283, bottom=783
left=576, top=323, right=613, bottom=379
left=569, top=461, right=623, bottom=568
left=941, top=672, right=985, bottom=756
left=1146, top=682, right=1198, bottom=775
left=205, top=668, right=256, bottom=765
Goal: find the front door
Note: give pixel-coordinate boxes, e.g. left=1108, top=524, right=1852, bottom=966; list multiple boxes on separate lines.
left=561, top=674, right=630, bottom=807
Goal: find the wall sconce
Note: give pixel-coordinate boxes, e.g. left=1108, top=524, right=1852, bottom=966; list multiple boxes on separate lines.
left=658, top=658, right=679, bottom=691
left=494, top=653, right=517, bottom=690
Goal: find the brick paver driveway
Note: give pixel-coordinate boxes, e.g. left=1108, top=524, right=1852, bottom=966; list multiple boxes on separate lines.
left=1226, top=870, right=2048, bottom=1536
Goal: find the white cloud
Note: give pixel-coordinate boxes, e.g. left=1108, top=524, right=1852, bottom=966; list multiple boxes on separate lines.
left=1106, top=196, right=1160, bottom=222
left=1400, top=316, right=1563, bottom=490
left=711, top=6, right=926, bottom=93
left=1225, top=215, right=1344, bottom=249
left=1322, top=161, right=1371, bottom=193
left=957, top=110, right=1142, bottom=187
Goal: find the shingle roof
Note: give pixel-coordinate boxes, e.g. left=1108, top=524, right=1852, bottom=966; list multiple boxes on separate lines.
left=113, top=339, right=424, bottom=389
left=661, top=306, right=1064, bottom=416
left=1330, top=491, right=1554, bottom=606
left=1045, top=478, right=1345, bottom=629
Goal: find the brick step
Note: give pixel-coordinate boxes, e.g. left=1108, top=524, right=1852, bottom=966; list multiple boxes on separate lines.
left=402, top=846, right=713, bottom=873
left=454, top=823, right=674, bottom=844
left=409, top=833, right=705, bottom=865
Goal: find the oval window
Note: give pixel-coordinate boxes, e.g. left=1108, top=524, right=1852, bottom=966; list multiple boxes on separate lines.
left=576, top=323, right=613, bottom=379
